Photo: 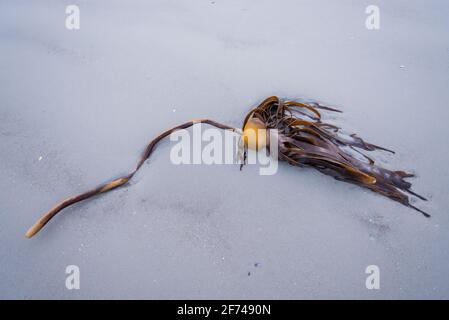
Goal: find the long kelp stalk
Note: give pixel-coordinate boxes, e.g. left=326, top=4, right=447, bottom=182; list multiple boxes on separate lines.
left=25, top=119, right=237, bottom=238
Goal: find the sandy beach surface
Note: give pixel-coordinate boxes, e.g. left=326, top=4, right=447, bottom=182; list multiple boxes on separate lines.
left=1, top=0, right=448, bottom=299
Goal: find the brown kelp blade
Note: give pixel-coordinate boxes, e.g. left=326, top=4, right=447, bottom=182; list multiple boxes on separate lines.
left=246, top=96, right=429, bottom=217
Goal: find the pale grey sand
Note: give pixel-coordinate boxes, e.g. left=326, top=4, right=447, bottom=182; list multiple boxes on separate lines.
left=1, top=0, right=448, bottom=299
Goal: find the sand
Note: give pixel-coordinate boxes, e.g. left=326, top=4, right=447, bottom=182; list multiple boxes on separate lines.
left=1, top=0, right=448, bottom=298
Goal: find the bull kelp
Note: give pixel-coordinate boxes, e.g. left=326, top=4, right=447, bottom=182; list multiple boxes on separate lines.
left=26, top=96, right=428, bottom=238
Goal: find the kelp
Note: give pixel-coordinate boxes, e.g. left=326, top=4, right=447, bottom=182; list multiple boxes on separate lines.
left=25, top=96, right=428, bottom=238
left=241, top=96, right=428, bottom=217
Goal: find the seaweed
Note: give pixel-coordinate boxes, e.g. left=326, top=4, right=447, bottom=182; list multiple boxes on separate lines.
left=25, top=96, right=428, bottom=238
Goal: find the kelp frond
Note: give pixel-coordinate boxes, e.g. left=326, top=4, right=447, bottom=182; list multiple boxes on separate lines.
left=242, top=96, right=428, bottom=217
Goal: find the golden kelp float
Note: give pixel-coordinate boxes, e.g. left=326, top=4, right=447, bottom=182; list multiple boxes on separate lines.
left=25, top=96, right=428, bottom=238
